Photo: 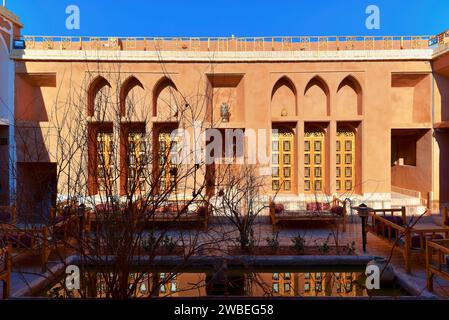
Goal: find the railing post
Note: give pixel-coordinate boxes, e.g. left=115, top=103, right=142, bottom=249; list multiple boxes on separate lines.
left=41, top=227, right=49, bottom=272
left=426, top=242, right=433, bottom=292
left=401, top=206, right=407, bottom=225
left=3, top=245, right=12, bottom=299
left=404, top=230, right=412, bottom=274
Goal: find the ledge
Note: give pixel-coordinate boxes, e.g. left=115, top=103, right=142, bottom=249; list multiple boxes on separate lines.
left=11, top=49, right=434, bottom=63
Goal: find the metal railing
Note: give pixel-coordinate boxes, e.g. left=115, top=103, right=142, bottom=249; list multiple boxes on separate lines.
left=18, top=35, right=436, bottom=52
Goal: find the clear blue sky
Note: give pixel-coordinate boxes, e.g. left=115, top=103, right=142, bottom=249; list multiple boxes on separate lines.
left=7, top=0, right=449, bottom=37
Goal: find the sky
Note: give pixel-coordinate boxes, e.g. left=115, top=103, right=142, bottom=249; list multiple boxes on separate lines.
left=6, top=0, right=449, bottom=37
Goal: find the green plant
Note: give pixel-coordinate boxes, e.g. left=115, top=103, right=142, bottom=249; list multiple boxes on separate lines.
left=291, top=234, right=306, bottom=253
left=142, top=231, right=157, bottom=252
left=162, top=235, right=178, bottom=253
left=317, top=234, right=331, bottom=254
left=345, top=241, right=356, bottom=255
left=265, top=232, right=280, bottom=252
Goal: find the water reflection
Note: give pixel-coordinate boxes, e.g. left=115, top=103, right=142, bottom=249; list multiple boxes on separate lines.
left=46, top=270, right=407, bottom=298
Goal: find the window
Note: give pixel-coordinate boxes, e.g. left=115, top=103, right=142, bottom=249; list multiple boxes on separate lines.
left=97, top=131, right=114, bottom=192
left=336, top=128, right=356, bottom=192
left=272, top=128, right=294, bottom=192
left=127, top=132, right=146, bottom=193
left=158, top=129, right=178, bottom=192
left=304, top=128, right=325, bottom=192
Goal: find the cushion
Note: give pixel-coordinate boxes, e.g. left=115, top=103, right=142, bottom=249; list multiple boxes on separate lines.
left=411, top=234, right=444, bottom=249
left=331, top=206, right=344, bottom=216
left=274, top=204, right=285, bottom=215
left=307, top=202, right=331, bottom=212
left=95, top=204, right=112, bottom=214
left=155, top=206, right=168, bottom=214
left=166, top=204, right=180, bottom=214
left=306, top=202, right=319, bottom=211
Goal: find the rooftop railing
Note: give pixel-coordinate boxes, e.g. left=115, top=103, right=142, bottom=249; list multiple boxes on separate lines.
left=19, top=35, right=436, bottom=52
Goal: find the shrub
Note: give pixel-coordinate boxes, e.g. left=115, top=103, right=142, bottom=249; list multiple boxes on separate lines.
left=291, top=234, right=306, bottom=253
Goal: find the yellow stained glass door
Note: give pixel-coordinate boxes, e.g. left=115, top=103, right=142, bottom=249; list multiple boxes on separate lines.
left=158, top=130, right=178, bottom=192
left=304, top=129, right=325, bottom=192
left=272, top=128, right=294, bottom=192
left=97, top=131, right=114, bottom=192
left=127, top=132, right=146, bottom=193
left=336, top=129, right=355, bottom=193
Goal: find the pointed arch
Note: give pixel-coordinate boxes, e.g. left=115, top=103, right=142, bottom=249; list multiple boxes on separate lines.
left=271, top=76, right=297, bottom=117
left=304, top=76, right=330, bottom=117
left=87, top=76, right=112, bottom=117
left=271, top=76, right=297, bottom=98
left=120, top=76, right=144, bottom=117
left=152, top=76, right=179, bottom=117
left=337, top=75, right=363, bottom=116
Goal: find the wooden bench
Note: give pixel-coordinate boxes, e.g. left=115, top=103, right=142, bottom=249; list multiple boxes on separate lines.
left=269, top=197, right=347, bottom=233
left=0, top=206, right=77, bottom=270
left=426, top=239, right=449, bottom=292
left=367, top=207, right=449, bottom=273
left=143, top=199, right=212, bottom=231
left=0, top=246, right=12, bottom=299
left=84, top=198, right=212, bottom=232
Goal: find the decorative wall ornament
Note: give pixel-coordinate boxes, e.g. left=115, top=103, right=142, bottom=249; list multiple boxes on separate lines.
left=281, top=108, right=288, bottom=117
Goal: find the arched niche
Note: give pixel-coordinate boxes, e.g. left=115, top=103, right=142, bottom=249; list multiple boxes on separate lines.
left=271, top=76, right=297, bottom=118
left=153, top=77, right=180, bottom=119
left=87, top=76, right=112, bottom=120
left=120, top=76, right=145, bottom=119
left=336, top=75, right=363, bottom=117
left=304, top=76, right=330, bottom=118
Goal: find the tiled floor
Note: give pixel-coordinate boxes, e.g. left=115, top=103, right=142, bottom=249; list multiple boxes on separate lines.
left=5, top=217, right=449, bottom=299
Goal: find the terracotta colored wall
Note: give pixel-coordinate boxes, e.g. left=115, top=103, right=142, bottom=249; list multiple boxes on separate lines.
left=13, top=58, right=434, bottom=198
left=391, top=130, right=433, bottom=199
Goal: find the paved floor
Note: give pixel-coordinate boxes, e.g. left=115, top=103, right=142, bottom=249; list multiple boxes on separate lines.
left=3, top=217, right=449, bottom=299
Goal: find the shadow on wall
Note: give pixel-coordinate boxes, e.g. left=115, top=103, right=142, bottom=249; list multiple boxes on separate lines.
left=435, top=74, right=449, bottom=122
left=16, top=162, right=56, bottom=223
left=0, top=126, right=8, bottom=205
left=435, top=130, right=449, bottom=207
left=14, top=69, right=56, bottom=222
left=391, top=129, right=432, bottom=202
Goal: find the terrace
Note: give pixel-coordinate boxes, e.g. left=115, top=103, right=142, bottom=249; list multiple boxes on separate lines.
left=18, top=35, right=432, bottom=52
left=2, top=211, right=449, bottom=300
left=12, top=32, right=449, bottom=63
